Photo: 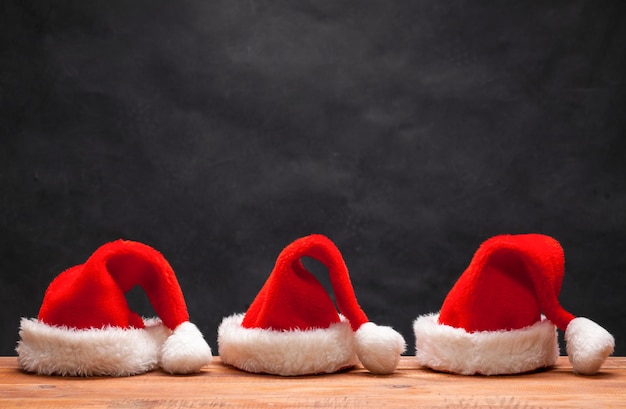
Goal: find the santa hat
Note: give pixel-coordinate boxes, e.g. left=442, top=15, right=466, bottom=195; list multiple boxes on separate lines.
left=218, top=234, right=406, bottom=376
left=413, top=234, right=614, bottom=376
left=16, top=240, right=212, bottom=376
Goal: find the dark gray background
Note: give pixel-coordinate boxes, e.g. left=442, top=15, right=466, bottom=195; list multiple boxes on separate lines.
left=2, top=1, right=625, bottom=357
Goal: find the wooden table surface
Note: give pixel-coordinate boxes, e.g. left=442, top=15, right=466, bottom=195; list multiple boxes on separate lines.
left=1, top=356, right=624, bottom=408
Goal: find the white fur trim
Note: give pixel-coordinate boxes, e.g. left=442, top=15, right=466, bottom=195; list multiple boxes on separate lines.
left=565, top=317, right=614, bottom=375
left=413, top=313, right=559, bottom=375
left=16, top=317, right=169, bottom=376
left=355, top=322, right=406, bottom=375
left=160, top=322, right=212, bottom=374
left=217, top=313, right=358, bottom=376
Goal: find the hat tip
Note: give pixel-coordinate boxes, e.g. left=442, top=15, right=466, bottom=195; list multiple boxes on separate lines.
left=160, top=322, right=213, bottom=374
left=565, top=317, right=615, bottom=375
left=355, top=322, right=406, bottom=375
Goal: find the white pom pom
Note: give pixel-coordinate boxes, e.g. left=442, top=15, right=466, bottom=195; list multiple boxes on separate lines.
left=160, top=322, right=213, bottom=374
left=565, top=317, right=614, bottom=375
left=355, top=322, right=406, bottom=375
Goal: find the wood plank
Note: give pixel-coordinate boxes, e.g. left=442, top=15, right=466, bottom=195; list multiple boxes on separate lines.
left=1, top=357, right=625, bottom=408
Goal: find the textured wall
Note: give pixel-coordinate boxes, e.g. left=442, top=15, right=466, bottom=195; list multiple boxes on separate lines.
left=2, top=1, right=625, bottom=357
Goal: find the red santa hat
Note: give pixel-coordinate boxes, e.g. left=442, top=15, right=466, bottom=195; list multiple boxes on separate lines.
left=218, top=234, right=406, bottom=376
left=17, top=239, right=212, bottom=376
left=413, top=234, right=614, bottom=376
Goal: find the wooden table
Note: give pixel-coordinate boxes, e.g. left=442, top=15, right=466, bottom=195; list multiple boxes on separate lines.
left=1, top=356, right=624, bottom=408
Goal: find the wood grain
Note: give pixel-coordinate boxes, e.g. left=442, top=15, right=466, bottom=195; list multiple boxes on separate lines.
left=1, top=357, right=625, bottom=408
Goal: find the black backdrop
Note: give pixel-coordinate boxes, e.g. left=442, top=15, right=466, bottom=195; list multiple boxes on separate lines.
left=2, top=1, right=625, bottom=357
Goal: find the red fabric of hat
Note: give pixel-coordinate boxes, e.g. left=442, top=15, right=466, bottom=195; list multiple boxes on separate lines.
left=241, top=234, right=369, bottom=332
left=438, top=234, right=574, bottom=332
